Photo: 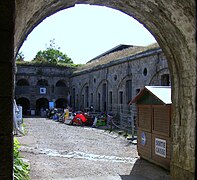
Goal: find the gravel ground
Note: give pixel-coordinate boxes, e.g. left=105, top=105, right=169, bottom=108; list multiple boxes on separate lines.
left=17, top=118, right=170, bottom=180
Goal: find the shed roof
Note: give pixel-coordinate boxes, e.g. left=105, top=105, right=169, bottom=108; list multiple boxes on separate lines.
left=129, top=86, right=172, bottom=105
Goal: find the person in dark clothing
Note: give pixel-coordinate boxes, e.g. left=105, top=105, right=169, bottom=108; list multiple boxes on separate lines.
left=90, top=105, right=94, bottom=112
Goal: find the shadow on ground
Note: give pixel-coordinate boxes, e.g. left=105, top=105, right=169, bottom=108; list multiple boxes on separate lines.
left=120, top=158, right=170, bottom=180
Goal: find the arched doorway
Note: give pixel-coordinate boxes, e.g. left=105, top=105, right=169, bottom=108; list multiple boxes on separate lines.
left=55, top=98, right=67, bottom=109
left=0, top=1, right=195, bottom=179
left=80, top=83, right=90, bottom=111
left=36, top=98, right=49, bottom=115
left=95, top=80, right=109, bottom=112
left=16, top=97, right=30, bottom=115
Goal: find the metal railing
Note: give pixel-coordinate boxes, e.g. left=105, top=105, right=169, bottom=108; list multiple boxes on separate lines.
left=109, top=115, right=137, bottom=143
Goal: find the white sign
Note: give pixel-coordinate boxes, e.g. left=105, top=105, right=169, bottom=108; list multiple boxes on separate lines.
left=40, top=87, right=46, bottom=94
left=155, top=138, right=166, bottom=158
left=141, top=132, right=146, bottom=146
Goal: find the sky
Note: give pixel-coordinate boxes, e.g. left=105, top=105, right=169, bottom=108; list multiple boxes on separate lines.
left=19, top=4, right=156, bottom=64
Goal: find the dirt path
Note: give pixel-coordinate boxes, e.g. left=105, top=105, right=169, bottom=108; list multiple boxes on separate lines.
left=17, top=118, right=170, bottom=180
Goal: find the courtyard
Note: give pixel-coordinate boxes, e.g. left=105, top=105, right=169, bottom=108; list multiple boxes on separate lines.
left=17, top=117, right=170, bottom=180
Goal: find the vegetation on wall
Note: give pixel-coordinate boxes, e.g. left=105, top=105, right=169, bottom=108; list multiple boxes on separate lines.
left=32, top=39, right=73, bottom=64
left=16, top=39, right=84, bottom=67
left=16, top=60, right=82, bottom=68
left=16, top=52, right=25, bottom=62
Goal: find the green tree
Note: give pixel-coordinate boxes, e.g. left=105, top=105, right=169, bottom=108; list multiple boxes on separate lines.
left=16, top=51, right=25, bottom=62
left=33, top=39, right=73, bottom=64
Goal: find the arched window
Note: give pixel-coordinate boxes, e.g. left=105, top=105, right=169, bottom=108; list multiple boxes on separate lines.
left=126, top=80, right=132, bottom=103
left=161, top=74, right=170, bottom=86
left=16, top=79, right=29, bottom=86
left=102, top=83, right=107, bottom=111
left=37, top=79, right=48, bottom=86
left=85, top=86, right=89, bottom=108
left=56, top=80, right=66, bottom=87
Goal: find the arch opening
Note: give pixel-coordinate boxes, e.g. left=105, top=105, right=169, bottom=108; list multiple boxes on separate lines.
left=16, top=79, right=29, bottom=86
left=12, top=1, right=196, bottom=179
left=16, top=97, right=30, bottom=115
left=56, top=80, right=66, bottom=87
left=37, top=79, right=49, bottom=86
left=36, top=98, right=49, bottom=115
left=55, top=98, right=68, bottom=109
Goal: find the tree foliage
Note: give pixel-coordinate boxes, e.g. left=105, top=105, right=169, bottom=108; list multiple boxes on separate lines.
left=16, top=52, right=25, bottom=62
left=33, top=39, right=73, bottom=65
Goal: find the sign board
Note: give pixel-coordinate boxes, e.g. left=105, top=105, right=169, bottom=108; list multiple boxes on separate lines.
left=40, top=87, right=46, bottom=94
left=155, top=138, right=166, bottom=158
left=49, top=101, right=55, bottom=109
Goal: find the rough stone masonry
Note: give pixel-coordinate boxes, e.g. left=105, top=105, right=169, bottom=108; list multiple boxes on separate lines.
left=0, top=0, right=195, bottom=179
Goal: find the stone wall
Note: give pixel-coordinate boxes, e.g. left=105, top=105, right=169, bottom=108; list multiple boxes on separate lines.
left=70, top=46, right=169, bottom=124
left=0, top=0, right=195, bottom=179
left=15, top=45, right=169, bottom=121
left=15, top=64, right=75, bottom=114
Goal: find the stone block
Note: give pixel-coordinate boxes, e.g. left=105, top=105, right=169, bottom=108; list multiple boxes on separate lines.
left=171, top=164, right=195, bottom=180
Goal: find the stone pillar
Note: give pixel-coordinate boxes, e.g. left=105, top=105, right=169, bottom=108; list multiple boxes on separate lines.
left=170, top=62, right=196, bottom=179
left=0, top=1, right=15, bottom=179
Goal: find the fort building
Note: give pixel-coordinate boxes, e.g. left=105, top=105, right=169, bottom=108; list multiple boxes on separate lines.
left=15, top=43, right=170, bottom=127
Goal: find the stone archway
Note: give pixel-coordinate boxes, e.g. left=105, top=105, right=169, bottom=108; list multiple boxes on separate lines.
left=16, top=97, right=30, bottom=115
left=16, top=78, right=29, bottom=86
left=0, top=1, right=195, bottom=179
left=79, top=82, right=89, bottom=111
left=36, top=98, right=49, bottom=115
left=96, top=79, right=109, bottom=112
left=56, top=80, right=66, bottom=87
left=149, top=68, right=170, bottom=86
left=55, top=98, right=68, bottom=109
left=117, top=74, right=133, bottom=106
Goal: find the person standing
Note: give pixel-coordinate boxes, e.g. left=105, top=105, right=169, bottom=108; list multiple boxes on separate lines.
left=64, top=107, right=69, bottom=122
left=90, top=105, right=94, bottom=112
